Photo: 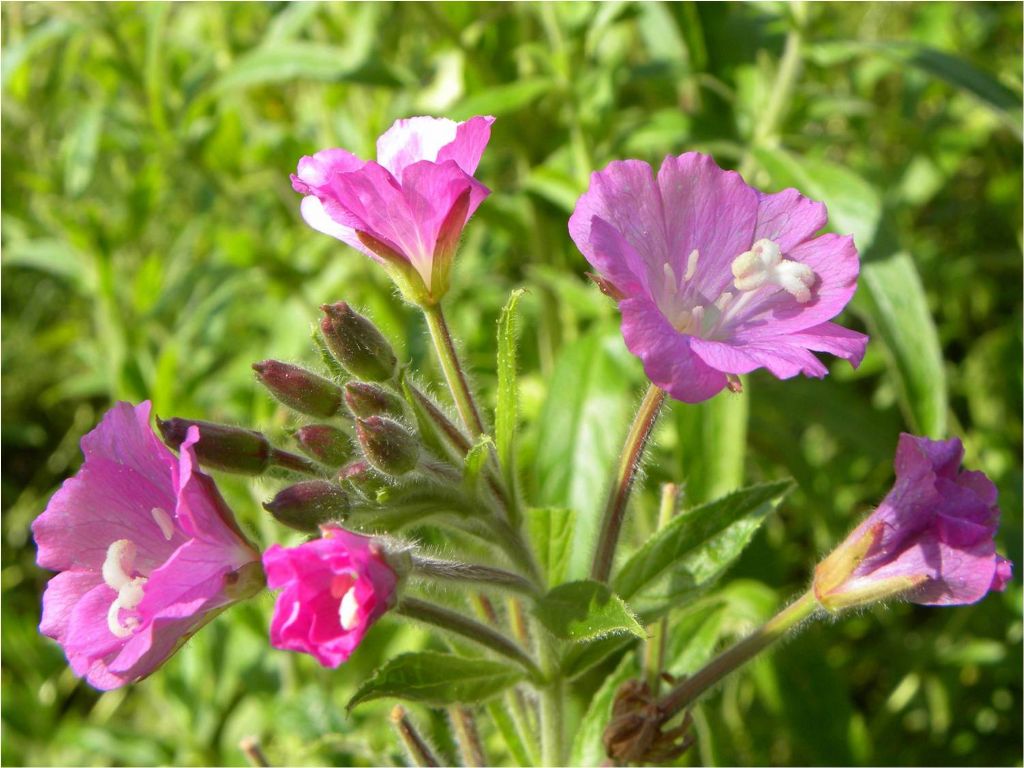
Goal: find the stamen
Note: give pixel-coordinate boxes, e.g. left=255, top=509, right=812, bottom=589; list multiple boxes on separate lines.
left=684, top=249, right=700, bottom=281
left=151, top=507, right=174, bottom=541
left=102, top=539, right=136, bottom=591
left=714, top=292, right=734, bottom=311
left=730, top=239, right=815, bottom=303
left=662, top=263, right=678, bottom=292
left=339, top=585, right=360, bottom=630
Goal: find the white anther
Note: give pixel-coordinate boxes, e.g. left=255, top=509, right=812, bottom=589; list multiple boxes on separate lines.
left=731, top=239, right=814, bottom=303
left=339, top=585, right=360, bottom=631
left=151, top=507, right=174, bottom=541
left=684, top=249, right=700, bottom=281
left=102, top=539, right=136, bottom=591
left=714, top=291, right=734, bottom=311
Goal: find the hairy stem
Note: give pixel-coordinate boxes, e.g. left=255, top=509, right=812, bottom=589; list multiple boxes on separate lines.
left=450, top=706, right=487, bottom=767
left=422, top=303, right=485, bottom=437
left=391, top=705, right=440, bottom=767
left=397, top=598, right=544, bottom=681
left=645, top=483, right=680, bottom=694
left=658, top=590, right=820, bottom=717
left=591, top=384, right=668, bottom=583
left=539, top=641, right=565, bottom=767
left=411, top=555, right=539, bottom=596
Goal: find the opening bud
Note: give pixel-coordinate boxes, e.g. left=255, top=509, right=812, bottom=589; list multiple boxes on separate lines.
left=157, top=417, right=271, bottom=475
left=295, top=424, right=353, bottom=467
left=355, top=416, right=420, bottom=476
left=320, top=302, right=398, bottom=382
left=253, top=360, right=343, bottom=418
left=264, top=480, right=350, bottom=533
left=344, top=381, right=405, bottom=419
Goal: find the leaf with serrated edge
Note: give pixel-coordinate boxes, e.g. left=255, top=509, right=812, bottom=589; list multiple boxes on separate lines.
left=534, top=581, right=644, bottom=643
left=348, top=652, right=523, bottom=711
left=615, top=480, right=792, bottom=601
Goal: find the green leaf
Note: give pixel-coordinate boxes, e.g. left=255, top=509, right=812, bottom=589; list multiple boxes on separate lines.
left=348, top=652, right=523, bottom=710
left=751, top=147, right=882, bottom=252
left=675, top=389, right=748, bottom=505
left=63, top=102, right=103, bottom=198
left=526, top=507, right=577, bottom=587
left=463, top=434, right=494, bottom=492
left=615, top=480, right=793, bottom=602
left=496, top=289, right=525, bottom=502
left=570, top=652, right=637, bottom=767
left=534, top=330, right=638, bottom=580
left=562, top=634, right=635, bottom=681
left=533, top=581, right=644, bottom=643
left=858, top=253, right=947, bottom=437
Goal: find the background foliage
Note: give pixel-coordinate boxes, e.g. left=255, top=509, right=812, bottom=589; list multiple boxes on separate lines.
left=2, top=2, right=1020, bottom=765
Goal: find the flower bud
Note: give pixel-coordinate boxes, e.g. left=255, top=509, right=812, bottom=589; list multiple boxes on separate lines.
left=320, top=302, right=397, bottom=382
left=252, top=360, right=343, bottom=418
left=295, top=424, right=353, bottom=467
left=355, top=417, right=419, bottom=476
left=344, top=381, right=405, bottom=419
left=339, top=460, right=388, bottom=500
left=264, top=480, right=350, bottom=533
left=157, top=417, right=271, bottom=475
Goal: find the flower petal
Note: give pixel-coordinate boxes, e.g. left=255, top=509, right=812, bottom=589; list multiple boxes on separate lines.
left=619, top=296, right=727, bottom=403
left=754, top=187, right=828, bottom=252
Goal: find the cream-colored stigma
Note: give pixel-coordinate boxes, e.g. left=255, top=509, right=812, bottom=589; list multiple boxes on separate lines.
left=103, top=539, right=148, bottom=638
left=731, top=238, right=814, bottom=303
left=339, top=585, right=360, bottom=631
left=151, top=507, right=174, bottom=541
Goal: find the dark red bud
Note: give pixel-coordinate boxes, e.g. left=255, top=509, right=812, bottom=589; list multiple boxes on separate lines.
left=355, top=416, right=419, bottom=476
left=344, top=381, right=405, bottom=419
left=253, top=360, right=343, bottom=418
left=264, top=480, right=350, bottom=532
left=295, top=424, right=353, bottom=467
left=320, top=302, right=398, bottom=382
left=157, top=417, right=271, bottom=475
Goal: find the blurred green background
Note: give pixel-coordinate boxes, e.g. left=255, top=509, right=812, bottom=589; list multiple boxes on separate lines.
left=2, top=2, right=1021, bottom=765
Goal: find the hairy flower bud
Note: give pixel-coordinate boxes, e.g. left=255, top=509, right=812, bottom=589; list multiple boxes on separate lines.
left=339, top=460, right=388, bottom=500
left=264, top=480, right=350, bottom=533
left=355, top=417, right=419, bottom=476
left=320, top=303, right=397, bottom=382
left=344, top=381, right=405, bottom=419
left=157, top=417, right=272, bottom=475
left=253, top=360, right=343, bottom=418
left=295, top=424, right=353, bottom=467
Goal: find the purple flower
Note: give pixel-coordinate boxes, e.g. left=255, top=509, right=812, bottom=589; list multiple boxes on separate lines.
left=32, top=402, right=263, bottom=690
left=814, top=434, right=1012, bottom=611
left=292, top=115, right=495, bottom=304
left=262, top=525, right=398, bottom=668
left=569, top=153, right=868, bottom=403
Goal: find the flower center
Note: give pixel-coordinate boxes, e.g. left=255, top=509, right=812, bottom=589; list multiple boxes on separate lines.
left=102, top=539, right=148, bottom=638
left=656, top=239, right=817, bottom=339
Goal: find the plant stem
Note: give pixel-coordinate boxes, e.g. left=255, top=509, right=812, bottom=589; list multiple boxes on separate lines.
left=739, top=1, right=806, bottom=178
left=422, top=303, right=485, bottom=437
left=488, top=699, right=535, bottom=766
left=658, top=590, right=820, bottom=718
left=391, top=705, right=440, bottom=767
left=397, top=598, right=544, bottom=681
left=239, top=737, right=270, bottom=767
left=591, top=384, right=668, bottom=583
left=645, top=483, right=680, bottom=694
left=539, top=643, right=565, bottom=767
left=410, top=555, right=539, bottom=596
left=450, top=706, right=487, bottom=767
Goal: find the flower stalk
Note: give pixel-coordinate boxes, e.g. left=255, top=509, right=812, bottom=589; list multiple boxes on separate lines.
left=410, top=555, right=539, bottom=596
left=591, top=384, right=668, bottom=583
left=391, top=705, right=441, bottom=768
left=422, top=303, right=485, bottom=437
left=657, top=590, right=820, bottom=718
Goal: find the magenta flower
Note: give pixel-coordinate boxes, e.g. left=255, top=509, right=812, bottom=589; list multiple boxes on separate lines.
left=263, top=525, right=398, bottom=667
left=292, top=115, right=495, bottom=304
left=32, top=402, right=263, bottom=690
left=569, top=153, right=869, bottom=403
left=814, top=434, right=1012, bottom=611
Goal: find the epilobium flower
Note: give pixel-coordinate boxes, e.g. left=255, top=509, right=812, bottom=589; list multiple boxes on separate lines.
left=292, top=116, right=495, bottom=305
left=569, top=153, right=868, bottom=403
left=814, top=434, right=1012, bottom=611
left=263, top=525, right=399, bottom=667
left=32, top=402, right=263, bottom=690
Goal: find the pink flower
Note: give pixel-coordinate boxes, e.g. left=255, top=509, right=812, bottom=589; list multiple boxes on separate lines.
left=263, top=525, right=398, bottom=667
left=569, top=153, right=869, bottom=403
left=32, top=402, right=263, bottom=690
left=292, top=115, right=495, bottom=304
left=814, top=434, right=1012, bottom=611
